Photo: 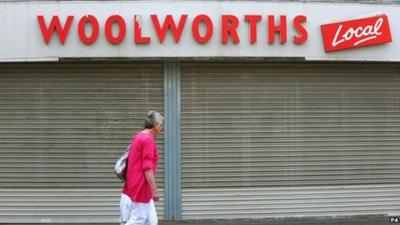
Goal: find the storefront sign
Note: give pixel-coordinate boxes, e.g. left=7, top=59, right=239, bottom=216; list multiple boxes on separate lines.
left=36, top=14, right=308, bottom=45
left=37, top=13, right=393, bottom=53
left=320, top=15, right=392, bottom=52
left=1, top=2, right=400, bottom=61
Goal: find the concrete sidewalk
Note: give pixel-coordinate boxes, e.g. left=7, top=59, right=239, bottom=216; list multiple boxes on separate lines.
left=1, top=215, right=395, bottom=225
left=160, top=215, right=394, bottom=225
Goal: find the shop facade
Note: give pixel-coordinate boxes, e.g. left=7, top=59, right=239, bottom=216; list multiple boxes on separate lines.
left=0, top=1, right=399, bottom=223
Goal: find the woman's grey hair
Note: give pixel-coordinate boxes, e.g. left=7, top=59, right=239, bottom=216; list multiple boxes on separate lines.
left=144, top=110, right=163, bottom=129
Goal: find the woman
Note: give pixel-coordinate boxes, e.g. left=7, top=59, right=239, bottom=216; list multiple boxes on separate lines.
left=120, top=111, right=163, bottom=225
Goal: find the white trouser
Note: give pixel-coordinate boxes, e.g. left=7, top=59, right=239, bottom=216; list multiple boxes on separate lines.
left=120, top=193, right=158, bottom=225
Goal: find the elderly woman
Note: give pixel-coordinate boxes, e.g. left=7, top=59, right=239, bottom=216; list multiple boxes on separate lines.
left=120, top=111, right=163, bottom=225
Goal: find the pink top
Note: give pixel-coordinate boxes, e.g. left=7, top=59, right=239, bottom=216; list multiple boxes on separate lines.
left=122, top=131, right=159, bottom=203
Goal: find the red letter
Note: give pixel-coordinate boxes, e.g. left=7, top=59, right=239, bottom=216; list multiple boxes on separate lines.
left=134, top=15, right=151, bottom=44
left=268, top=15, right=287, bottom=44
left=78, top=15, right=99, bottom=45
left=105, top=15, right=126, bottom=44
left=245, top=15, right=262, bottom=44
left=151, top=14, right=188, bottom=43
left=221, top=15, right=240, bottom=44
left=37, top=15, right=73, bottom=45
left=293, top=15, right=308, bottom=44
left=192, top=15, right=213, bottom=44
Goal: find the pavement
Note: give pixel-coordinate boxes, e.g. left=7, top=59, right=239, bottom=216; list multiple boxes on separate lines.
left=1, top=215, right=396, bottom=225
left=160, top=215, right=396, bottom=225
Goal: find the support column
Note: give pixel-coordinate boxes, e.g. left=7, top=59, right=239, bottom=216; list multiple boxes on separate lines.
left=163, top=61, right=182, bottom=220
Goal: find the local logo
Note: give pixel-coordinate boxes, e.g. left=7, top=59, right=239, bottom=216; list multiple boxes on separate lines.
left=320, top=14, right=392, bottom=52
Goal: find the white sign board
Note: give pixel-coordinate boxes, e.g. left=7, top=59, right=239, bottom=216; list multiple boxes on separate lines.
left=0, top=1, right=399, bottom=61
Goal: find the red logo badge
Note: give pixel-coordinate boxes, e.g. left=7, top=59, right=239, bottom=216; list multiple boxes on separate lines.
left=320, top=15, right=392, bottom=52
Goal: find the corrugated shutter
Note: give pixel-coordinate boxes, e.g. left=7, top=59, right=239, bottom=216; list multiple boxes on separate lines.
left=181, top=62, right=400, bottom=219
left=0, top=63, right=164, bottom=223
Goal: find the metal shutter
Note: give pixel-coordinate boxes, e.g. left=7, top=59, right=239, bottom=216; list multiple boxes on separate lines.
left=0, top=63, right=164, bottom=223
left=181, top=62, right=400, bottom=219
